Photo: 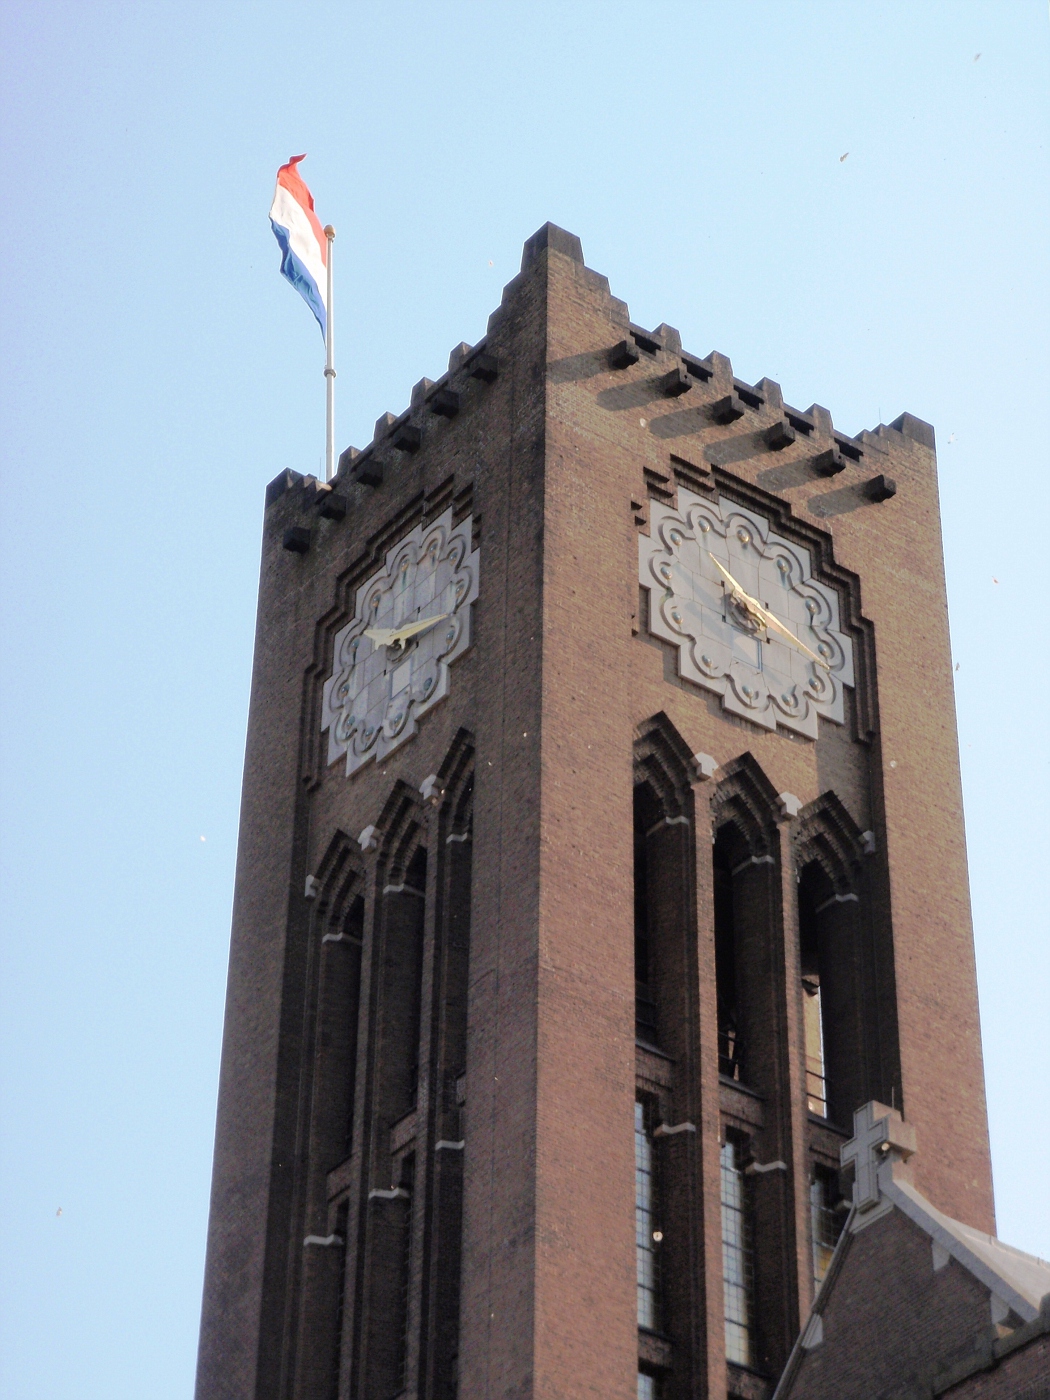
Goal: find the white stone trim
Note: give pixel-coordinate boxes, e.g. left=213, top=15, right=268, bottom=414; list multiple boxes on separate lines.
left=645, top=815, right=690, bottom=838
left=883, top=1175, right=1047, bottom=1323
left=420, top=774, right=443, bottom=804
left=731, top=853, right=776, bottom=876
left=814, top=892, right=859, bottom=914
left=800, top=1313, right=824, bottom=1350
left=692, top=752, right=719, bottom=780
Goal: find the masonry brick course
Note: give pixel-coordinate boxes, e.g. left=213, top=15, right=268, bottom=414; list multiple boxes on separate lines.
left=787, top=1210, right=994, bottom=1397
left=941, top=1329, right=1050, bottom=1398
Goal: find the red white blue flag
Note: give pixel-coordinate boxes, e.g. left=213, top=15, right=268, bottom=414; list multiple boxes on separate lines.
left=269, top=155, right=327, bottom=341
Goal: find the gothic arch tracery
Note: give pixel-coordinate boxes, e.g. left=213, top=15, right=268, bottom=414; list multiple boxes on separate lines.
left=310, top=829, right=361, bottom=920
left=793, top=792, right=865, bottom=900
left=634, top=712, right=695, bottom=821
left=709, top=753, right=780, bottom=857
left=376, top=782, right=427, bottom=889
left=437, top=727, right=475, bottom=841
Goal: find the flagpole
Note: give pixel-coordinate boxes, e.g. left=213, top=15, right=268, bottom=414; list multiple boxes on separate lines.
left=324, top=225, right=336, bottom=482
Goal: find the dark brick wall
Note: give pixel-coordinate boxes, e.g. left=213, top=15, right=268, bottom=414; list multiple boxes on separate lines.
left=195, top=226, right=992, bottom=1400
left=778, top=1209, right=1048, bottom=1400
left=539, top=235, right=991, bottom=1232
left=941, top=1330, right=1050, bottom=1398
left=794, top=1209, right=989, bottom=1395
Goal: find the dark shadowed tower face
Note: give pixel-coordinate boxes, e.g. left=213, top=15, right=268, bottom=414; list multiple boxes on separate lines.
left=195, top=224, right=991, bottom=1400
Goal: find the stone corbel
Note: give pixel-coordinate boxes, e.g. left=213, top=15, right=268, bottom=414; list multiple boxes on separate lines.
left=420, top=774, right=444, bottom=806
left=692, top=752, right=719, bottom=781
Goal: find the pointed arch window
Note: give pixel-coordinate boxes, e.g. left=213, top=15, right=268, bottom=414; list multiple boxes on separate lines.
left=632, top=716, right=705, bottom=1393
left=793, top=794, right=890, bottom=1131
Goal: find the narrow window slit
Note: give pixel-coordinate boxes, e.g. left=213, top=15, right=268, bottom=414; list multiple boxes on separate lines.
left=720, top=1135, right=756, bottom=1368
left=635, top=1100, right=661, bottom=1331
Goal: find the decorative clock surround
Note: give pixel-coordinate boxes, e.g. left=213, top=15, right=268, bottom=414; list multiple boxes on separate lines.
left=322, top=509, right=479, bottom=775
left=639, top=489, right=854, bottom=738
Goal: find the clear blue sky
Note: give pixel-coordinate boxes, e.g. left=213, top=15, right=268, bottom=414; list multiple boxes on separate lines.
left=1, top=4, right=1047, bottom=1397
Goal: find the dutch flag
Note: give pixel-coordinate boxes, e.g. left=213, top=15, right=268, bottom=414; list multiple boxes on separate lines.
left=269, top=154, right=327, bottom=341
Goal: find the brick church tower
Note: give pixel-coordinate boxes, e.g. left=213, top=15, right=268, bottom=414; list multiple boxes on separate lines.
left=195, top=224, right=993, bottom=1400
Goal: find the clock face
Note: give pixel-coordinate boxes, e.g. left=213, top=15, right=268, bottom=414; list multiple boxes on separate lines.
left=638, top=489, right=853, bottom=738
left=322, top=509, right=479, bottom=775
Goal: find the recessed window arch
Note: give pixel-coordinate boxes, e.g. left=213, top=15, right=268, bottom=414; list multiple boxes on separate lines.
left=798, top=861, right=836, bottom=1118
left=710, top=755, right=796, bottom=1380
left=633, top=780, right=663, bottom=1046
left=632, top=714, right=704, bottom=1397
left=713, top=820, right=751, bottom=1083
left=793, top=792, right=888, bottom=1131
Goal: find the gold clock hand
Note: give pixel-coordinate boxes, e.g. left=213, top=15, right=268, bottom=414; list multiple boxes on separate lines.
left=388, top=614, right=448, bottom=646
left=707, top=553, right=829, bottom=670
left=708, top=554, right=757, bottom=609
left=756, top=604, right=830, bottom=670
left=364, top=613, right=449, bottom=651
